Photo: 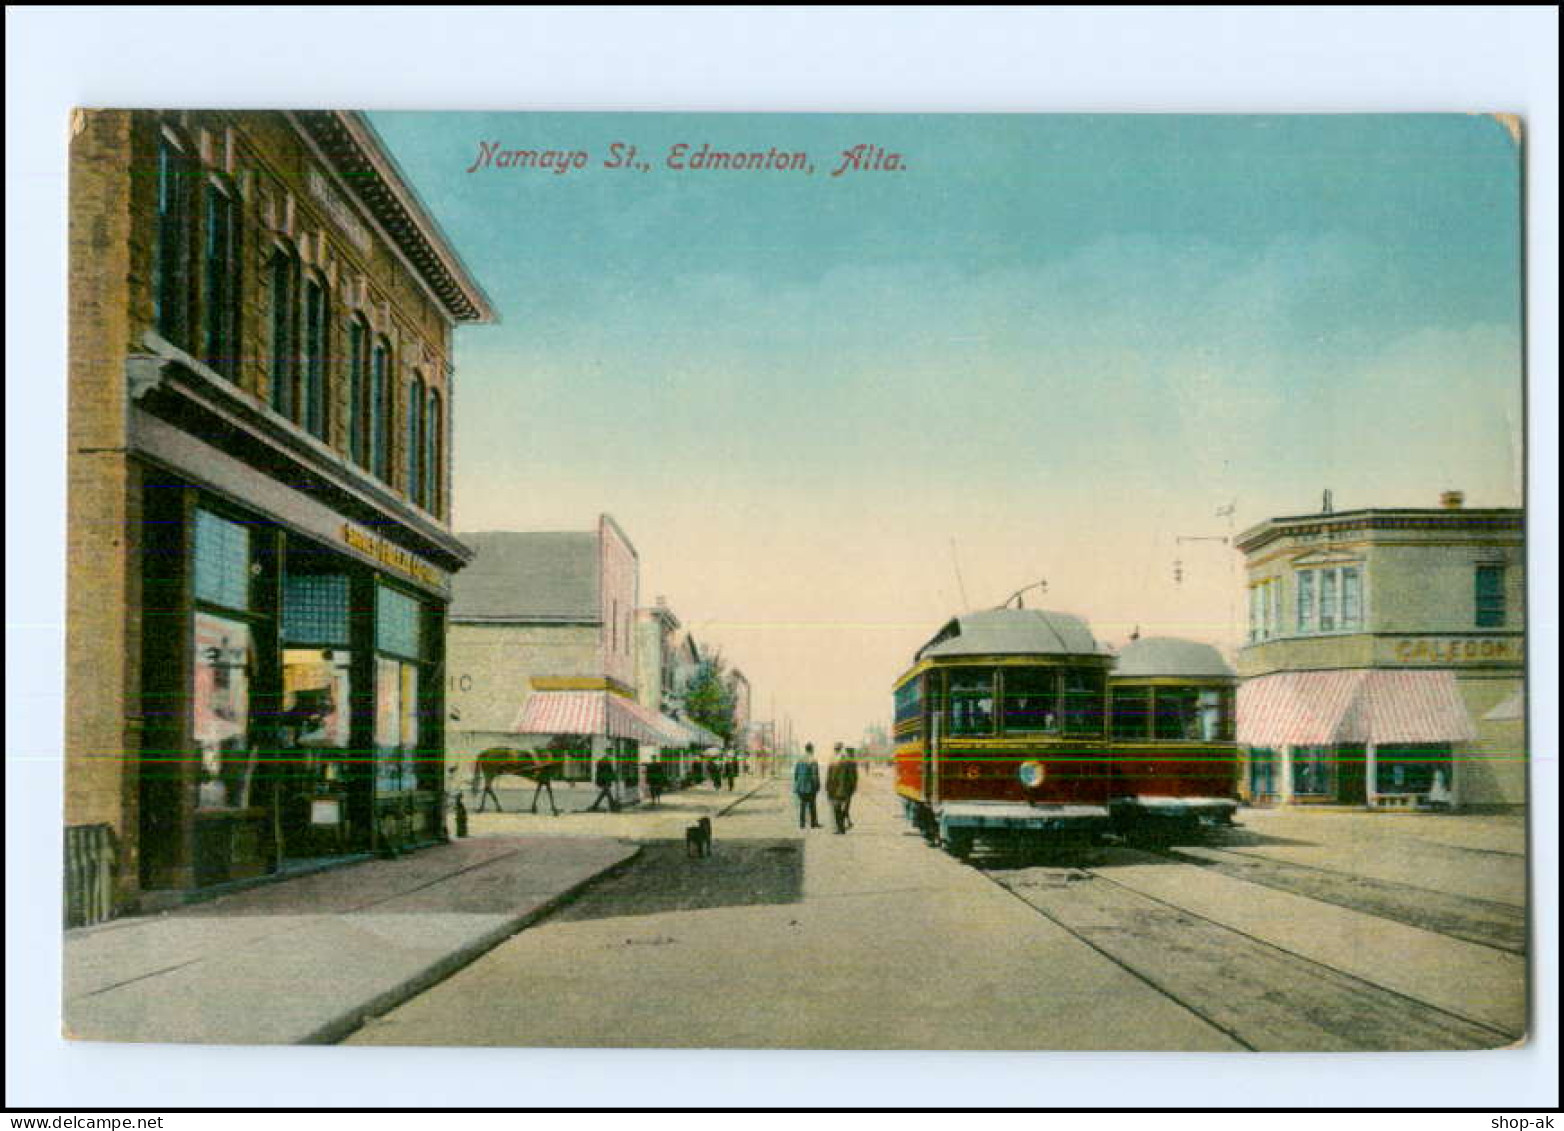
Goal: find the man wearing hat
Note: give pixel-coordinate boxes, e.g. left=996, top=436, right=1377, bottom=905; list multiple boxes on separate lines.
left=793, top=743, right=822, bottom=829
left=826, top=743, right=859, bottom=834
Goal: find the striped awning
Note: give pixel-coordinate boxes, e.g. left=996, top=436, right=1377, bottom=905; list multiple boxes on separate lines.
left=512, top=691, right=669, bottom=745
left=1238, top=669, right=1476, bottom=747
left=1237, top=670, right=1366, bottom=748
left=1344, top=671, right=1478, bottom=744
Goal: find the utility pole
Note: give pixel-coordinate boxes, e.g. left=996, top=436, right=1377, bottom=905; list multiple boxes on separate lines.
left=1175, top=500, right=1239, bottom=653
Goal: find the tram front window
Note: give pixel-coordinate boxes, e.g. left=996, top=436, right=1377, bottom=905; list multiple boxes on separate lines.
left=948, top=668, right=996, bottom=735
left=1003, top=667, right=1058, bottom=733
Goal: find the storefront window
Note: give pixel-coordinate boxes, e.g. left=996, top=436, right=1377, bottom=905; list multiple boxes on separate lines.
left=1111, top=686, right=1150, bottom=739
left=193, top=509, right=251, bottom=611
left=193, top=612, right=255, bottom=809
left=1061, top=670, right=1105, bottom=737
left=375, top=584, right=426, bottom=794
left=1375, top=744, right=1451, bottom=795
left=1248, top=747, right=1277, bottom=797
left=1292, top=745, right=1336, bottom=797
left=947, top=668, right=995, bottom=736
left=1004, top=667, right=1058, bottom=734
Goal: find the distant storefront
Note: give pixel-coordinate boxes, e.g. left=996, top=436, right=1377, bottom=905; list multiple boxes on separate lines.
left=1235, top=494, right=1524, bottom=810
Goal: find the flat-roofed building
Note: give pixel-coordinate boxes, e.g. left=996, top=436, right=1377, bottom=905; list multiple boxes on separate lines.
left=1235, top=491, right=1524, bottom=810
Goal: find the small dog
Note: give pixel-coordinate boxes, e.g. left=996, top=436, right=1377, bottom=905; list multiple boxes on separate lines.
left=685, top=816, right=713, bottom=859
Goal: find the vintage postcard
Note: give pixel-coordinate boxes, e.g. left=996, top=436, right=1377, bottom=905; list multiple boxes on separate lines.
left=62, top=110, right=1527, bottom=1053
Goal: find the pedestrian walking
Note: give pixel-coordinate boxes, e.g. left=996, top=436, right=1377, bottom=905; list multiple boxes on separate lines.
left=586, top=755, right=620, bottom=812
left=724, top=755, right=737, bottom=791
left=793, top=744, right=822, bottom=829
left=707, top=757, right=723, bottom=791
left=827, top=744, right=858, bottom=834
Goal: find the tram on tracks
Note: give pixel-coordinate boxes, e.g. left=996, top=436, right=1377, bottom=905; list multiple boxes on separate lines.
left=1106, top=636, right=1240, bottom=832
left=892, top=607, right=1115, bottom=859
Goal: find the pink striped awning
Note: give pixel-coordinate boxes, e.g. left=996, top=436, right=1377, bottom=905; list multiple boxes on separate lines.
left=513, top=691, right=605, bottom=737
left=512, top=691, right=686, bottom=746
left=1238, top=669, right=1476, bottom=748
left=1237, top=670, right=1366, bottom=748
left=1343, top=671, right=1478, bottom=745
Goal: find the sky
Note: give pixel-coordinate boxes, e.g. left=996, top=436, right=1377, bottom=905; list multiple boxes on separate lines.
left=368, top=112, right=1524, bottom=748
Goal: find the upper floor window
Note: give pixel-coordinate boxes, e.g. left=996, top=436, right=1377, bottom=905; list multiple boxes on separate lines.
left=267, top=248, right=298, bottom=420
left=424, top=388, right=442, bottom=516
left=1248, top=578, right=1281, bottom=642
left=1293, top=565, right=1363, bottom=635
left=153, top=130, right=195, bottom=347
left=1475, top=565, right=1506, bottom=628
left=300, top=274, right=330, bottom=440
left=406, top=373, right=426, bottom=503
left=201, top=179, right=241, bottom=379
left=347, top=317, right=369, bottom=467
left=370, top=337, right=392, bottom=481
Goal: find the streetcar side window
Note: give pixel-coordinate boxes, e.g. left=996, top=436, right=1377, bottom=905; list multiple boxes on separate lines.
left=1153, top=686, right=1203, bottom=741
left=1002, top=667, right=1058, bottom=734
left=1111, top=685, right=1151, bottom=739
left=947, top=668, right=996, bottom=736
left=1061, top=670, right=1106, bottom=736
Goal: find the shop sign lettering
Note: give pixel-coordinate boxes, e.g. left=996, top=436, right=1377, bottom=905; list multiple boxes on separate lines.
left=341, top=523, right=443, bottom=588
left=1393, top=638, right=1520, bottom=664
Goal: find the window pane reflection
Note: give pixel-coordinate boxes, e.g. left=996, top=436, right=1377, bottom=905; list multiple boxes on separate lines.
left=193, top=612, right=254, bottom=809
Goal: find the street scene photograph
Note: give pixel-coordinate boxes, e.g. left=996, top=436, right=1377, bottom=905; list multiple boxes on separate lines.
left=52, top=104, right=1536, bottom=1064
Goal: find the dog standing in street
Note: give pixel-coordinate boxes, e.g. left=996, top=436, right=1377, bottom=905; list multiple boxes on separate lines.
left=686, top=816, right=713, bottom=858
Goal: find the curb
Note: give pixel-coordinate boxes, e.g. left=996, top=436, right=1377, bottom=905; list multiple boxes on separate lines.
left=299, top=843, right=643, bottom=1045
left=716, top=778, right=772, bottom=819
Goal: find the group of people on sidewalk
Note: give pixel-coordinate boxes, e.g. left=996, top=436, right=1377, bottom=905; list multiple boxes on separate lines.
left=792, top=742, right=859, bottom=834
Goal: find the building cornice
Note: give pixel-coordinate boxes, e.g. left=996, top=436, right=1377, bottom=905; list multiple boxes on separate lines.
left=1236, top=508, right=1524, bottom=555
left=288, top=111, right=497, bottom=325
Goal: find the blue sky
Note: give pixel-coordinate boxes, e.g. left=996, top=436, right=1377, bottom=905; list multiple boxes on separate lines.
left=370, top=112, right=1523, bottom=743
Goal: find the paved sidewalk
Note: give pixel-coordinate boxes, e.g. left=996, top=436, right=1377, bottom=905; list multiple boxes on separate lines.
left=64, top=835, right=638, bottom=1045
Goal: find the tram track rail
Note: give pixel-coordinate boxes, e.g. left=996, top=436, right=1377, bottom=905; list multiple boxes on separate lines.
left=973, top=845, right=1519, bottom=1051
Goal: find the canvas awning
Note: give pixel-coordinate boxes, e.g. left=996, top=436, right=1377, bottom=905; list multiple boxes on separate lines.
left=513, top=691, right=668, bottom=745
left=1237, top=670, right=1366, bottom=748
left=1343, top=671, right=1478, bottom=744
left=1238, top=670, right=1476, bottom=747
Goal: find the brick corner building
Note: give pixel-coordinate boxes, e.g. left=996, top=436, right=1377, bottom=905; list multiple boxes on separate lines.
left=67, top=110, right=495, bottom=921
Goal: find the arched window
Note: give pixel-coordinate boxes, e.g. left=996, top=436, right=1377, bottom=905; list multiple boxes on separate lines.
left=300, top=272, right=330, bottom=439
left=200, top=176, right=241, bottom=379
left=370, top=337, right=391, bottom=481
left=406, top=373, right=425, bottom=503
left=153, top=127, right=195, bottom=347
left=267, top=247, right=298, bottom=420
left=347, top=316, right=369, bottom=467
left=424, top=387, right=441, bottom=516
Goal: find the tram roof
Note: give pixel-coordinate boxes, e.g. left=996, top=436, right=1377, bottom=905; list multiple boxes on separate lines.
left=917, top=608, right=1105, bottom=661
left=1113, top=636, right=1235, bottom=679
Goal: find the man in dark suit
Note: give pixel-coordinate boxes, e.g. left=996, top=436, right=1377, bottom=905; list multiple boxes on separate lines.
left=827, top=744, right=859, bottom=834
left=793, top=744, right=822, bottom=829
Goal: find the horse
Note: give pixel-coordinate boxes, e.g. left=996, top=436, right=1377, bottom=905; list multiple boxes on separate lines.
left=473, top=745, right=570, bottom=815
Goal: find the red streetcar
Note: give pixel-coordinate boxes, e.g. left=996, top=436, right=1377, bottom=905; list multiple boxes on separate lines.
left=1107, top=636, right=1240, bottom=831
left=892, top=608, right=1114, bottom=859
